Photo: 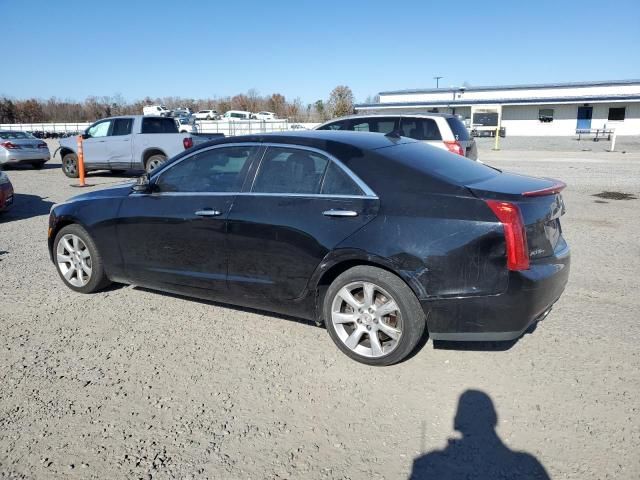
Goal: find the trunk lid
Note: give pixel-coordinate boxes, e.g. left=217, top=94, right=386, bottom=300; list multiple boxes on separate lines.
left=467, top=172, right=567, bottom=260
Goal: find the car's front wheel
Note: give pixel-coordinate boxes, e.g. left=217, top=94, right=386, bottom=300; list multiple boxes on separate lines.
left=62, top=153, right=78, bottom=178
left=54, top=224, right=111, bottom=293
left=323, top=266, right=426, bottom=366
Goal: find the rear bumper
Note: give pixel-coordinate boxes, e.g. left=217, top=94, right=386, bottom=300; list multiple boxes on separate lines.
left=424, top=242, right=570, bottom=341
left=0, top=182, right=14, bottom=212
left=0, top=149, right=50, bottom=165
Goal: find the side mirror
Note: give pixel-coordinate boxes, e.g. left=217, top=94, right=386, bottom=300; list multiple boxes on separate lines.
left=132, top=174, right=151, bottom=192
left=82, top=132, right=90, bottom=140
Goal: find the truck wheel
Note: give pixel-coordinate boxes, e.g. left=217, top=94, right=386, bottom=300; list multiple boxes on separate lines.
left=62, top=153, right=79, bottom=178
left=145, top=154, right=167, bottom=173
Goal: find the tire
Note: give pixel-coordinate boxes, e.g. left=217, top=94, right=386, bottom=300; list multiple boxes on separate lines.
left=145, top=154, right=167, bottom=173
left=206, top=115, right=212, bottom=120
left=53, top=224, right=111, bottom=294
left=62, top=153, right=79, bottom=178
left=32, top=161, right=45, bottom=170
left=323, top=266, right=426, bottom=366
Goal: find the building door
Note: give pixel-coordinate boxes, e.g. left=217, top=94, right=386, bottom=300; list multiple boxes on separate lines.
left=576, top=106, right=593, bottom=130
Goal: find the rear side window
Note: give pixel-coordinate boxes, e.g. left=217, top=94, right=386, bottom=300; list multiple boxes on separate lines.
left=317, top=120, right=348, bottom=131
left=400, top=118, right=441, bottom=141
left=253, top=147, right=329, bottom=194
left=351, top=118, right=398, bottom=134
left=445, top=117, right=470, bottom=141
left=111, top=118, right=133, bottom=136
left=321, top=162, right=364, bottom=196
left=381, top=142, right=497, bottom=185
left=141, top=117, right=178, bottom=134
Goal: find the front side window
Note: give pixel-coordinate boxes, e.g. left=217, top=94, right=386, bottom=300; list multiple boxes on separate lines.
left=253, top=147, right=329, bottom=194
left=318, top=120, right=348, bottom=131
left=400, top=118, right=442, bottom=141
left=111, top=118, right=133, bottom=136
left=141, top=117, right=178, bottom=134
left=156, top=146, right=258, bottom=193
left=87, top=120, right=111, bottom=138
left=608, top=107, right=625, bottom=121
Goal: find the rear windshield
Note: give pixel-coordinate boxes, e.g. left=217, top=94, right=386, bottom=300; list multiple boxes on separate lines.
left=446, top=117, right=470, bottom=141
left=0, top=131, right=31, bottom=139
left=141, top=117, right=179, bottom=134
left=380, top=142, right=497, bottom=185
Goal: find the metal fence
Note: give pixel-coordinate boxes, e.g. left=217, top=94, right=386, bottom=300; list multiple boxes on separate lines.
left=0, top=122, right=91, bottom=133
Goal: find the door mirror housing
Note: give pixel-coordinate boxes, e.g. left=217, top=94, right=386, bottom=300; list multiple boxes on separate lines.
left=82, top=130, right=90, bottom=140
left=132, top=174, right=151, bottom=192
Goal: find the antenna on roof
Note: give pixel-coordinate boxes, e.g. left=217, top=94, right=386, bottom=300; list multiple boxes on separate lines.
left=385, top=129, right=402, bottom=139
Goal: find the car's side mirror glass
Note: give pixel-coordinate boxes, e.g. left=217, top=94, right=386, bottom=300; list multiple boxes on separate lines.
left=82, top=131, right=90, bottom=140
left=132, top=174, right=151, bottom=192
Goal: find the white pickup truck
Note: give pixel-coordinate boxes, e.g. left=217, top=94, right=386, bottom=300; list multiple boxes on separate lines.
left=57, top=115, right=219, bottom=177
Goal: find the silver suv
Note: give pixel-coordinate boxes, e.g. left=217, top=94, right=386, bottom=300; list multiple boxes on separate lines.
left=316, top=113, right=478, bottom=160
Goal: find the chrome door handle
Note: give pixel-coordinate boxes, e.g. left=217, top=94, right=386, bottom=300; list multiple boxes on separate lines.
left=195, top=209, right=222, bottom=217
left=323, top=209, right=358, bottom=217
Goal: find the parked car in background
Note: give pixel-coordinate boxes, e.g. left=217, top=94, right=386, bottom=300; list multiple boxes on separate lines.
left=316, top=113, right=478, bottom=160
left=252, top=111, right=276, bottom=120
left=193, top=110, right=218, bottom=120
left=57, top=115, right=220, bottom=177
left=170, top=107, right=191, bottom=117
left=142, top=105, right=170, bottom=117
left=0, top=170, right=14, bottom=212
left=48, top=130, right=569, bottom=365
left=0, top=130, right=51, bottom=169
left=223, top=110, right=251, bottom=120
left=177, top=116, right=196, bottom=133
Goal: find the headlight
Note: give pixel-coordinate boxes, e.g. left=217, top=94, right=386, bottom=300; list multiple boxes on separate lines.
left=0, top=171, right=9, bottom=185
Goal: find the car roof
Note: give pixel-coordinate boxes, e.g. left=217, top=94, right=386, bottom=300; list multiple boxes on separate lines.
left=317, top=112, right=456, bottom=125
left=191, top=130, right=418, bottom=152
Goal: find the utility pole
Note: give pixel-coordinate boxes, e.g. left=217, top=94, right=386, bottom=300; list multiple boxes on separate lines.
left=433, top=76, right=443, bottom=88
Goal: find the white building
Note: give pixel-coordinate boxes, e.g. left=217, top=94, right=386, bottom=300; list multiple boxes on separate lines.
left=355, top=79, right=640, bottom=136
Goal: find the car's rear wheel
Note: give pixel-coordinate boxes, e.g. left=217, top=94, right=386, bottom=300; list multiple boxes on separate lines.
left=54, top=224, right=111, bottom=293
left=323, top=266, right=426, bottom=366
left=145, top=154, right=167, bottom=173
left=62, top=153, right=78, bottom=178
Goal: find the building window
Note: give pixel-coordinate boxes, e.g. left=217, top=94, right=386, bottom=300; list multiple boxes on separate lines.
left=538, top=108, right=554, bottom=123
left=608, top=107, right=626, bottom=121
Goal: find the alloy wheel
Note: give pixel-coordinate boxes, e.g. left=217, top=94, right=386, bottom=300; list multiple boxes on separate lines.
left=56, top=234, right=92, bottom=287
left=64, top=157, right=77, bottom=175
left=331, top=281, right=403, bottom=358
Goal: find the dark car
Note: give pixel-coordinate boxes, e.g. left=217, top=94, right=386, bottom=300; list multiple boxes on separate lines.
left=48, top=131, right=570, bottom=365
left=0, top=170, right=14, bottom=212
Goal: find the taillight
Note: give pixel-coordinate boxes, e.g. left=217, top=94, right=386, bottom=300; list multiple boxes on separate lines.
left=485, top=200, right=529, bottom=271
left=0, top=142, right=21, bottom=150
left=522, top=180, right=566, bottom=197
left=183, top=137, right=193, bottom=150
left=37, top=142, right=48, bottom=149
left=444, top=140, right=464, bottom=156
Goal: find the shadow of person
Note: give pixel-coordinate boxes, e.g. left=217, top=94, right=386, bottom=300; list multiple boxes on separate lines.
left=409, top=390, right=550, bottom=480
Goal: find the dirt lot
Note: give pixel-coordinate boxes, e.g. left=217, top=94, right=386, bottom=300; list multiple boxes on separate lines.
left=1, top=140, right=639, bottom=479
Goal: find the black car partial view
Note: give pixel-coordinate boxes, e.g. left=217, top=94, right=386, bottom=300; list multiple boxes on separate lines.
left=48, top=131, right=570, bottom=365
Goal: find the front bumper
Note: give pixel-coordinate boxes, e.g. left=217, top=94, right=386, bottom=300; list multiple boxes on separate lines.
left=424, top=242, right=570, bottom=341
left=0, top=149, right=50, bottom=165
left=0, top=182, right=14, bottom=212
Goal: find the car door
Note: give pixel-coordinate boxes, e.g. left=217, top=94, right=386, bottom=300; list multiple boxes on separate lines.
left=226, top=144, right=379, bottom=300
left=116, top=144, right=261, bottom=296
left=103, top=118, right=134, bottom=169
left=83, top=119, right=112, bottom=168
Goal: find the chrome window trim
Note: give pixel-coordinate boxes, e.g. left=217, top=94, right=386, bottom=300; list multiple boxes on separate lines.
left=143, top=141, right=378, bottom=200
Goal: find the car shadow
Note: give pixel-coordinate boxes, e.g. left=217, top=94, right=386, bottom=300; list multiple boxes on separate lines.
left=408, top=390, right=550, bottom=479
left=432, top=321, right=539, bottom=352
left=131, top=286, right=323, bottom=329
left=86, top=170, right=142, bottom=179
left=0, top=194, right=55, bottom=223
left=1, top=162, right=61, bottom=171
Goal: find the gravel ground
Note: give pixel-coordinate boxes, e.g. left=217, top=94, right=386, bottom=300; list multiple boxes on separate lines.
left=1, top=140, right=639, bottom=479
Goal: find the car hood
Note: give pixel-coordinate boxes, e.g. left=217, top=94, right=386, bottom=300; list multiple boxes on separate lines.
left=65, top=184, right=133, bottom=203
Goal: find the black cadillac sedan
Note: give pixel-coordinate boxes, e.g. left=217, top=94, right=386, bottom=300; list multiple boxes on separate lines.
left=48, top=131, right=570, bottom=365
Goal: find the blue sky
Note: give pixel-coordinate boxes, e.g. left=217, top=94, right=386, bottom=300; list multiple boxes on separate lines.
left=2, top=0, right=639, bottom=104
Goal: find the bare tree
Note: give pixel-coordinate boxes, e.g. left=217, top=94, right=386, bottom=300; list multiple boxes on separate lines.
left=327, top=85, right=354, bottom=118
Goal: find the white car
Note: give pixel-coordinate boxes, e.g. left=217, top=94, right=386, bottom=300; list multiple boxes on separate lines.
left=253, top=111, right=276, bottom=120
left=193, top=110, right=218, bottom=120
left=222, top=110, right=252, bottom=120
left=143, top=105, right=170, bottom=116
left=316, top=113, right=478, bottom=160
